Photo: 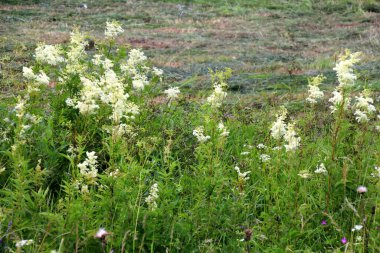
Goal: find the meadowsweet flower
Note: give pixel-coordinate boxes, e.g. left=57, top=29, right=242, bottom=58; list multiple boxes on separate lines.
left=105, top=20, right=124, bottom=38
left=35, top=44, right=64, bottom=65
left=284, top=123, right=301, bottom=152
left=298, top=170, right=312, bottom=179
left=353, top=91, right=376, bottom=123
left=240, top=151, right=250, bottom=155
left=153, top=67, right=163, bottom=77
left=132, top=76, right=148, bottom=90
left=351, top=225, right=363, bottom=232
left=315, top=163, right=327, bottom=175
left=257, top=143, right=266, bottom=149
left=371, top=166, right=380, bottom=178
left=14, top=97, right=26, bottom=119
left=270, top=107, right=287, bottom=140
left=193, top=126, right=211, bottom=143
left=329, top=89, right=350, bottom=113
left=22, top=66, right=35, bottom=80
left=234, top=166, right=250, bottom=182
left=66, top=28, right=88, bottom=74
left=306, top=75, right=325, bottom=104
left=259, top=154, right=271, bottom=162
left=164, top=87, right=180, bottom=99
left=218, top=122, right=229, bottom=137
left=333, top=50, right=361, bottom=89
left=207, top=84, right=227, bottom=108
left=15, top=239, right=34, bottom=248
left=35, top=71, right=50, bottom=85
left=128, top=49, right=147, bottom=66
left=78, top=151, right=98, bottom=184
left=146, top=183, right=159, bottom=210
left=357, top=186, right=367, bottom=194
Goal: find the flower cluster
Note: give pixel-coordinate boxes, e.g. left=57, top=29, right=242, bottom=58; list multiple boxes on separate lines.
left=314, top=163, right=327, bottom=175
left=78, top=151, right=98, bottom=185
left=333, top=50, right=361, bottom=89
left=105, top=20, right=124, bottom=38
left=306, top=75, right=325, bottom=104
left=193, top=126, right=211, bottom=143
left=35, top=44, right=64, bottom=66
left=234, top=166, right=250, bottom=182
left=146, top=183, right=159, bottom=210
left=284, top=123, right=301, bottom=152
left=207, top=84, right=227, bottom=108
left=217, top=122, right=229, bottom=137
left=15, top=239, right=34, bottom=248
left=353, top=90, right=376, bottom=123
left=270, top=107, right=287, bottom=140
left=164, top=87, right=180, bottom=99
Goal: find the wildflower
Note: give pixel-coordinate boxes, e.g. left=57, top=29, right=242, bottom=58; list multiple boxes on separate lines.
left=127, top=49, right=147, bottom=66
left=270, top=107, right=287, bottom=140
left=78, top=151, right=98, bottom=184
left=95, top=228, right=110, bottom=239
left=207, top=84, right=227, bottom=108
left=306, top=75, right=325, bottom=104
left=105, top=20, right=124, bottom=38
left=152, top=67, right=163, bottom=77
left=321, top=220, right=327, bottom=225
left=193, top=126, right=211, bottom=143
left=132, top=77, right=148, bottom=90
left=298, top=170, right=312, bottom=179
left=234, top=166, right=250, bottom=182
left=164, top=87, right=180, bottom=99
left=146, top=183, right=159, bottom=210
left=22, top=66, right=35, bottom=80
left=356, top=236, right=362, bottom=242
left=341, top=237, right=348, bottom=244
left=35, top=44, right=64, bottom=65
left=357, top=186, right=367, bottom=194
left=240, top=151, right=250, bottom=155
left=257, top=143, right=266, bottom=149
left=329, top=89, right=350, bottom=113
left=351, top=225, right=363, bottom=232
left=35, top=71, right=50, bottom=85
left=272, top=146, right=282, bottom=151
left=284, top=123, right=301, bottom=152
left=333, top=50, right=361, bottom=89
left=314, top=163, right=327, bottom=175
left=353, top=91, right=376, bottom=123
left=14, top=97, right=26, bottom=119
left=371, top=166, right=380, bottom=178
left=217, top=122, right=229, bottom=137
left=15, top=239, right=34, bottom=248
left=259, top=154, right=271, bottom=162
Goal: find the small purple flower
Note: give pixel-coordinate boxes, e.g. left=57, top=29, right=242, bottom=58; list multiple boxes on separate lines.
left=357, top=186, right=367, bottom=194
left=321, top=220, right=327, bottom=225
left=341, top=237, right=347, bottom=244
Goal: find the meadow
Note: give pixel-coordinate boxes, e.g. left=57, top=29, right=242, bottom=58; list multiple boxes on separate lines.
left=0, top=0, right=379, bottom=252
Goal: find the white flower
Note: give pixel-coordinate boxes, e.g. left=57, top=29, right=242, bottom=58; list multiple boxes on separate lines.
left=259, top=154, right=271, bottom=162
left=15, top=239, right=34, bottom=248
left=152, top=67, right=163, bottom=76
left=193, top=126, right=211, bottom=143
left=128, top=49, right=147, bottom=66
left=164, top=87, right=180, bottom=99
left=22, top=66, right=35, bottom=80
left=35, top=71, right=50, bottom=85
left=146, top=183, right=159, bottom=210
left=132, top=77, right=148, bottom=90
left=270, top=107, right=287, bottom=140
left=284, top=123, right=301, bottom=152
left=217, top=122, right=229, bottom=137
left=240, top=151, right=250, bottom=155
left=351, top=225, right=363, bottom=232
left=257, top=143, right=266, bottom=149
left=298, top=170, right=312, bottom=179
left=35, top=44, right=64, bottom=65
left=371, top=166, right=380, bottom=178
left=333, top=50, right=361, bottom=89
left=105, top=20, right=124, bottom=38
left=314, top=163, right=327, bottom=175
left=306, top=75, right=325, bottom=104
left=329, top=89, right=350, bottom=113
left=207, top=84, right=227, bottom=108
left=354, top=110, right=369, bottom=123
left=234, top=166, right=250, bottom=181
left=78, top=151, right=98, bottom=184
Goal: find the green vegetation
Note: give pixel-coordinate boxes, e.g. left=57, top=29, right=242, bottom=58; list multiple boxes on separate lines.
left=0, top=1, right=379, bottom=252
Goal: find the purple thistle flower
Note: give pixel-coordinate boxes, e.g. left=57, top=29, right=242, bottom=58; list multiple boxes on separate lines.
left=321, top=220, right=327, bottom=225
left=341, top=237, right=347, bottom=244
